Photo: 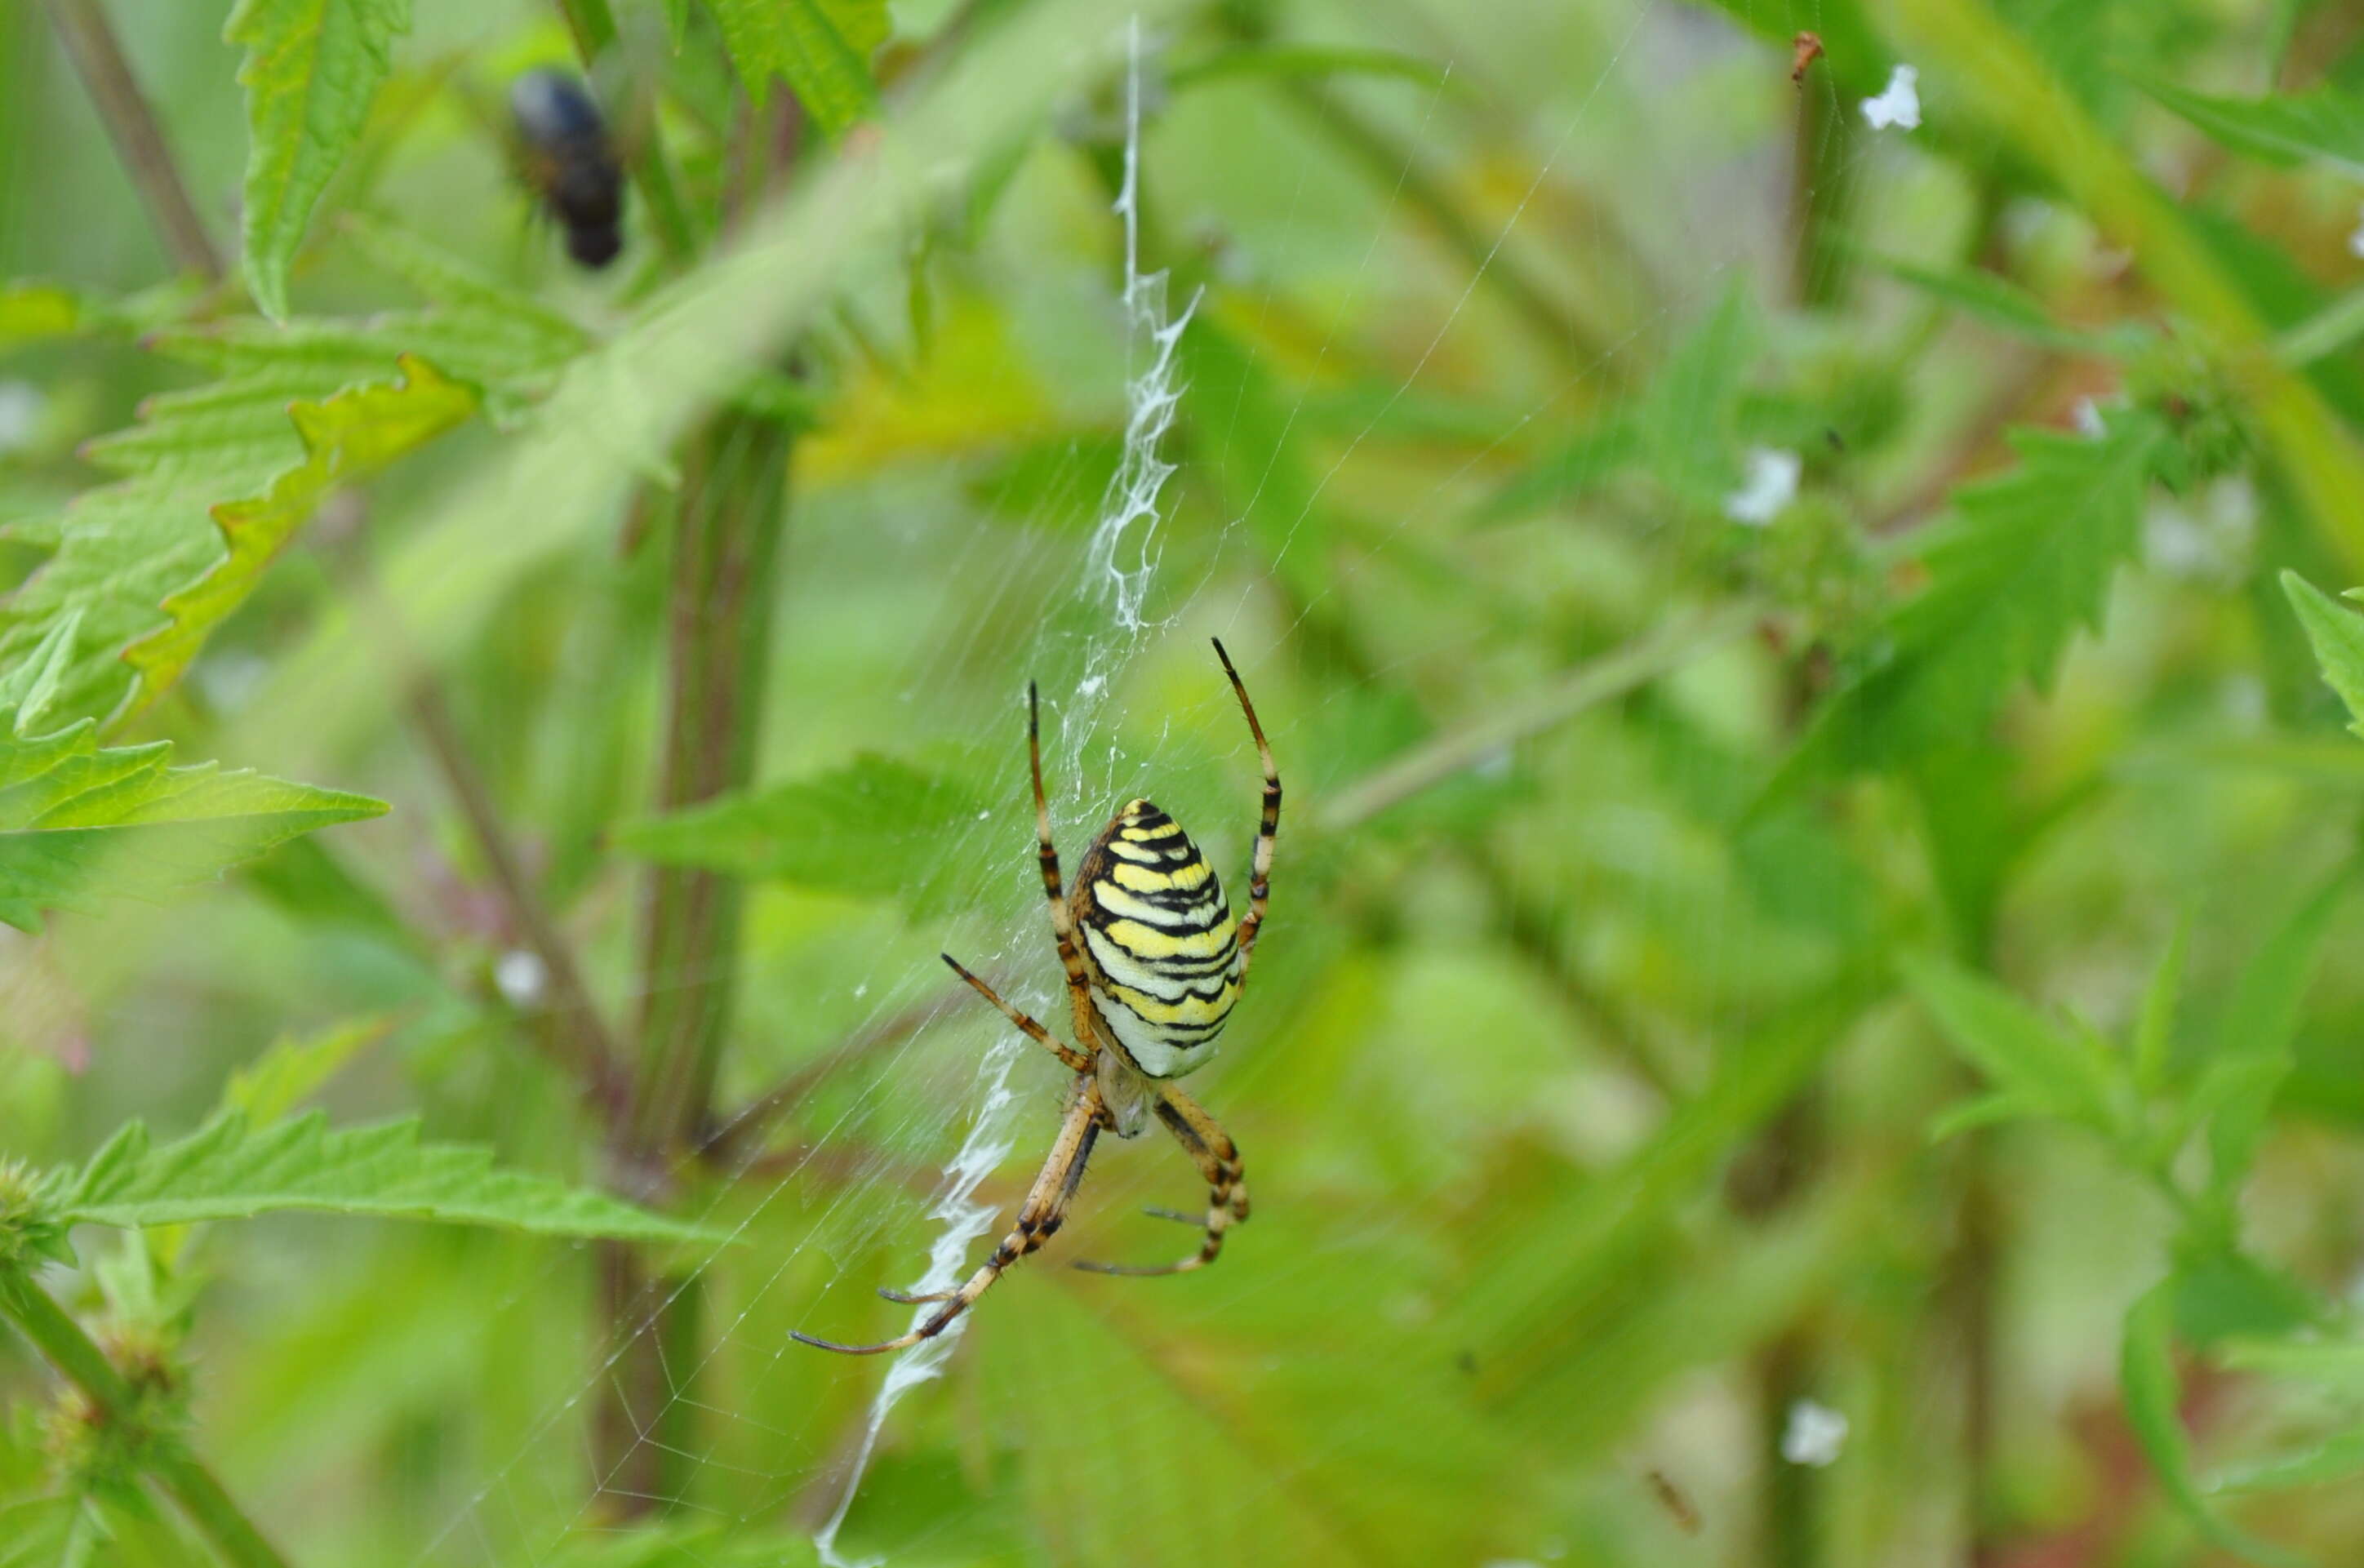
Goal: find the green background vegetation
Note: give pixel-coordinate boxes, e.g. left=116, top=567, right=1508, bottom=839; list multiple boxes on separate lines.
left=9, top=0, right=2364, bottom=1562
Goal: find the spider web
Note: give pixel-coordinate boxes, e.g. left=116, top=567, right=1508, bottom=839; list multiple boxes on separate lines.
left=8, top=0, right=2072, bottom=1559
left=406, top=2, right=1919, bottom=1560
left=419, top=3, right=1897, bottom=1554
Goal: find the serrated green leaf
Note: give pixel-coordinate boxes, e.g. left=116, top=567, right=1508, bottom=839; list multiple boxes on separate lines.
left=705, top=0, right=887, bottom=139
left=2122, top=1278, right=2312, bottom=1568
left=616, top=753, right=992, bottom=916
left=336, top=213, right=591, bottom=371
left=225, top=0, right=413, bottom=322
left=119, top=355, right=475, bottom=714
left=34, top=1111, right=718, bottom=1242
left=0, top=715, right=384, bottom=933
left=1902, top=954, right=2125, bottom=1137
left=1773, top=415, right=2166, bottom=791
left=2134, top=74, right=2364, bottom=175
left=0, top=373, right=316, bottom=725
left=2282, top=571, right=2364, bottom=737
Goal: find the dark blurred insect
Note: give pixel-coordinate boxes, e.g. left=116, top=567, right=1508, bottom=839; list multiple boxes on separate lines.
left=509, top=69, right=624, bottom=268
left=1645, top=1468, right=1702, bottom=1535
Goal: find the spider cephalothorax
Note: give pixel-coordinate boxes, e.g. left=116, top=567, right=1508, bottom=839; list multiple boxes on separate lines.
left=793, top=640, right=1278, bottom=1356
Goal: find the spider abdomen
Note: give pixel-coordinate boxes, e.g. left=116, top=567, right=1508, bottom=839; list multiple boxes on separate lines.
left=1071, top=799, right=1242, bottom=1079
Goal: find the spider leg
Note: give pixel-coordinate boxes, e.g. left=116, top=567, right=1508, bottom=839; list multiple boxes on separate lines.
left=1071, top=1080, right=1248, bottom=1277
left=792, top=1075, right=1104, bottom=1355
left=1026, top=682, right=1102, bottom=1046
left=1211, top=639, right=1281, bottom=983
left=939, top=953, right=1091, bottom=1073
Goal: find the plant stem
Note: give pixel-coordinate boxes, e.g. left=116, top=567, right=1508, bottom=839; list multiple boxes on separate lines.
left=552, top=0, right=699, bottom=264
left=1318, top=603, right=1761, bottom=832
left=42, top=0, right=223, bottom=281
left=0, top=1268, right=290, bottom=1568
left=406, top=680, right=631, bottom=1116
left=595, top=410, right=793, bottom=1516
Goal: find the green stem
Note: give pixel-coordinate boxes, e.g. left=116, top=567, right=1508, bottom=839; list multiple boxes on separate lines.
left=552, top=0, right=700, bottom=264
left=1890, top=0, right=2364, bottom=575
left=595, top=410, right=794, bottom=1516
left=0, top=1268, right=290, bottom=1568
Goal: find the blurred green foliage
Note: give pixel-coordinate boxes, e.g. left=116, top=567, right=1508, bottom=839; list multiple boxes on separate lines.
left=10, top=0, right=2364, bottom=1565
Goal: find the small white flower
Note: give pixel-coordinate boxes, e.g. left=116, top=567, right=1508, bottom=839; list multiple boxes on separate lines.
left=1780, top=1399, right=1850, bottom=1467
left=2072, top=398, right=2107, bottom=438
left=1862, top=64, right=1922, bottom=131
left=1724, top=447, right=1802, bottom=526
left=495, top=949, right=548, bottom=1008
left=2349, top=202, right=2364, bottom=260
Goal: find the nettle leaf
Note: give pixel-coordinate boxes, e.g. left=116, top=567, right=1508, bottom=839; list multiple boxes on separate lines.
left=615, top=753, right=993, bottom=916
left=226, top=0, right=413, bottom=321
left=0, top=712, right=384, bottom=932
left=705, top=0, right=888, bottom=138
left=0, top=251, right=584, bottom=726
left=35, top=1111, right=718, bottom=1243
left=121, top=356, right=475, bottom=713
left=2135, top=74, right=2364, bottom=175
left=1773, top=414, right=2166, bottom=792
left=1904, top=954, right=2128, bottom=1140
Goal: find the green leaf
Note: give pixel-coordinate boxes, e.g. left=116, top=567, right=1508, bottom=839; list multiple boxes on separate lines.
left=119, top=355, right=476, bottom=714
left=2122, top=1278, right=2311, bottom=1568
left=2199, top=877, right=2344, bottom=1197
left=2135, top=915, right=2190, bottom=1098
left=0, top=716, right=385, bottom=932
left=1773, top=415, right=2166, bottom=791
left=225, top=0, right=412, bottom=322
left=1925, top=1091, right=2036, bottom=1142
left=34, top=1112, right=718, bottom=1243
left=223, top=1015, right=393, bottom=1124
left=2134, top=74, right=2364, bottom=175
left=1864, top=253, right=2113, bottom=353
left=704, top=0, right=888, bottom=139
left=615, top=753, right=992, bottom=916
left=1902, top=954, right=2125, bottom=1138
left=2282, top=571, right=2364, bottom=736
left=0, top=283, right=87, bottom=353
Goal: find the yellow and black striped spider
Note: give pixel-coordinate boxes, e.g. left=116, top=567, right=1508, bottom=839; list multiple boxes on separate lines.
left=793, top=640, right=1279, bottom=1356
